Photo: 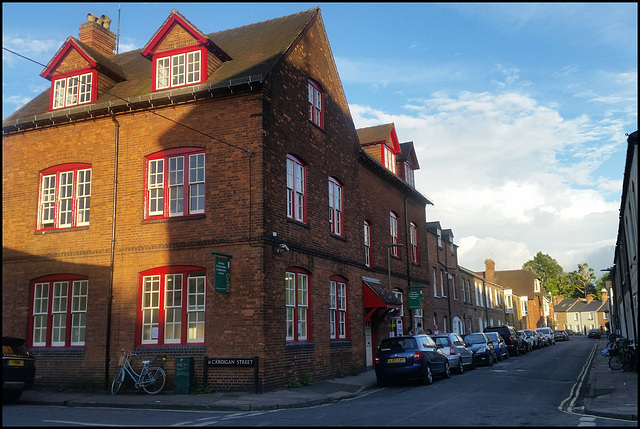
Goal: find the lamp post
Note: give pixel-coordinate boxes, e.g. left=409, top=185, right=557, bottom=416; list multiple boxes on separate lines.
left=387, top=243, right=403, bottom=291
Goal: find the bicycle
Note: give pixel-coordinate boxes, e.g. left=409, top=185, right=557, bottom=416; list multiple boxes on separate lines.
left=608, top=338, right=636, bottom=371
left=111, top=349, right=166, bottom=395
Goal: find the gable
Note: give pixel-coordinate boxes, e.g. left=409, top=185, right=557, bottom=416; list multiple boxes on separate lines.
left=41, top=38, right=96, bottom=80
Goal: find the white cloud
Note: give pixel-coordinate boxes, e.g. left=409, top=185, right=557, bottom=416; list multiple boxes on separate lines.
left=350, top=89, right=623, bottom=274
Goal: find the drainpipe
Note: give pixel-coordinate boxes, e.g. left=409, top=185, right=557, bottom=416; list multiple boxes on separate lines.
left=105, top=111, right=120, bottom=389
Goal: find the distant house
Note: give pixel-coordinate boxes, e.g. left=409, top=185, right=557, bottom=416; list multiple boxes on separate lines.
left=554, top=294, right=608, bottom=334
left=482, top=259, right=552, bottom=330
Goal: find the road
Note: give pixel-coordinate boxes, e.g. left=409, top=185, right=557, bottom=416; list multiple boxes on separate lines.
left=2, top=336, right=635, bottom=426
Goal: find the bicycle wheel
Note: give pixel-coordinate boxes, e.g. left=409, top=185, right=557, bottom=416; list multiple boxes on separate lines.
left=622, top=349, right=636, bottom=371
left=111, top=368, right=125, bottom=395
left=141, top=367, right=166, bottom=394
left=609, top=354, right=624, bottom=370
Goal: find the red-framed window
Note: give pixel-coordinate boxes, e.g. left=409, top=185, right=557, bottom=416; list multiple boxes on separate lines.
left=382, top=145, right=396, bottom=174
left=152, top=47, right=206, bottom=91
left=38, top=163, right=91, bottom=230
left=364, top=220, right=372, bottom=267
left=50, top=69, right=97, bottom=110
left=390, top=211, right=399, bottom=257
left=29, top=274, right=88, bottom=348
left=286, top=154, right=306, bottom=223
left=329, top=276, right=348, bottom=340
left=409, top=222, right=419, bottom=264
left=285, top=268, right=310, bottom=342
left=328, top=177, right=343, bottom=236
left=144, top=147, right=205, bottom=219
left=308, top=79, right=323, bottom=128
left=138, top=266, right=206, bottom=346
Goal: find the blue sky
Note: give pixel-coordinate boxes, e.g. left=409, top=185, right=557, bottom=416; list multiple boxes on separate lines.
left=2, top=3, right=637, bottom=277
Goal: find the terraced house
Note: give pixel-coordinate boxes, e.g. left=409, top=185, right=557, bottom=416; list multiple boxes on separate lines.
left=2, top=8, right=434, bottom=391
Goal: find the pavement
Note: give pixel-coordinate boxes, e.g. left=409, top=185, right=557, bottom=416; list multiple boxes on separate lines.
left=16, top=337, right=637, bottom=421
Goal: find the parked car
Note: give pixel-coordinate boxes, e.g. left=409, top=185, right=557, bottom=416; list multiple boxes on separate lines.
left=483, top=325, right=525, bottom=356
left=484, top=331, right=509, bottom=361
left=587, top=329, right=602, bottom=339
left=553, top=330, right=569, bottom=341
left=565, top=329, right=576, bottom=336
left=517, top=330, right=533, bottom=352
left=535, top=327, right=556, bottom=345
left=375, top=335, right=451, bottom=386
left=430, top=333, right=475, bottom=374
left=463, top=333, right=496, bottom=366
left=523, top=329, right=541, bottom=349
left=2, top=336, right=36, bottom=402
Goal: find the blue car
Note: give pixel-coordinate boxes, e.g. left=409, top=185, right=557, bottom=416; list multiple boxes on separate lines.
left=485, top=331, right=509, bottom=361
left=375, top=335, right=451, bottom=386
left=463, top=333, right=497, bottom=366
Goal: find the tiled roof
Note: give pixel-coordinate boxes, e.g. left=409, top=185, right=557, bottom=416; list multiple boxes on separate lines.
left=356, top=123, right=395, bottom=146
left=3, top=7, right=319, bottom=127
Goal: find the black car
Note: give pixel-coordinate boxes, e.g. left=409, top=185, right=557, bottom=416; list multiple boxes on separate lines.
left=2, top=337, right=36, bottom=402
left=484, top=325, right=526, bottom=356
left=463, top=333, right=496, bottom=366
left=375, top=335, right=451, bottom=386
left=587, top=329, right=602, bottom=339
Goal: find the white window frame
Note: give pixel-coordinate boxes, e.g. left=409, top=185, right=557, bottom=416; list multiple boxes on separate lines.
left=39, top=166, right=92, bottom=230
left=308, top=80, right=323, bottom=127
left=156, top=50, right=202, bottom=90
left=390, top=212, right=399, bottom=257
left=287, top=156, right=306, bottom=222
left=329, top=280, right=347, bottom=340
left=364, top=221, right=372, bottom=267
left=328, top=178, right=343, bottom=236
left=52, top=72, right=93, bottom=109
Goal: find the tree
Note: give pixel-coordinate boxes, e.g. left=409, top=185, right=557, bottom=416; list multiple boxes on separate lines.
left=595, top=272, right=611, bottom=300
left=569, top=263, right=596, bottom=298
left=522, top=252, right=564, bottom=295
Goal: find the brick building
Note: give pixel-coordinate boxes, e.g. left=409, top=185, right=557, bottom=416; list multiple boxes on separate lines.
left=2, top=8, right=433, bottom=391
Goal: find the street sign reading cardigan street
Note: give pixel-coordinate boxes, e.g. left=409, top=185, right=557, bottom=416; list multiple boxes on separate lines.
left=207, top=357, right=255, bottom=366
left=203, top=355, right=260, bottom=393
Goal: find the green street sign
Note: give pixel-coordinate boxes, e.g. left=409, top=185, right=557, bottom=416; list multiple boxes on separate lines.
left=214, top=256, right=231, bottom=293
left=408, top=288, right=423, bottom=309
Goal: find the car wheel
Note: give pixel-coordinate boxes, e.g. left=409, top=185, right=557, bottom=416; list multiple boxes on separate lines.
left=457, top=358, right=464, bottom=374
left=487, top=352, right=494, bottom=366
left=444, top=361, right=451, bottom=378
left=421, top=365, right=433, bottom=385
left=504, top=349, right=509, bottom=359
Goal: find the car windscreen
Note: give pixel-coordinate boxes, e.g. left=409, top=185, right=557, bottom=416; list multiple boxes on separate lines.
left=485, top=333, right=499, bottom=342
left=379, top=338, right=417, bottom=351
left=464, top=334, right=486, bottom=344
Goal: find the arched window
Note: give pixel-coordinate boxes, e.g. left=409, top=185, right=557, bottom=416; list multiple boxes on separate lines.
left=308, top=79, right=323, bottom=128
left=30, top=274, right=88, bottom=347
left=144, top=147, right=205, bottom=219
left=38, top=163, right=92, bottom=230
left=328, top=177, right=343, bottom=236
left=138, top=266, right=206, bottom=346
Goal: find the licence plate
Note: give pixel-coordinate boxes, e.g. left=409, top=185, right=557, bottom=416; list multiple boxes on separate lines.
left=8, top=360, right=24, bottom=366
left=387, top=357, right=406, bottom=363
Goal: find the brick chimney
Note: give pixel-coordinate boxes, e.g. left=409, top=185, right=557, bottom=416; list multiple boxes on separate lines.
left=79, top=13, right=116, bottom=57
left=586, top=294, right=593, bottom=304
left=554, top=295, right=564, bottom=305
left=484, top=259, right=495, bottom=282
left=601, top=291, right=608, bottom=303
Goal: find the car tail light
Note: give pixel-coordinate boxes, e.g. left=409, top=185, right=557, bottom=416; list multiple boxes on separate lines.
left=375, top=357, right=380, bottom=365
left=414, top=351, right=423, bottom=361
left=450, top=345, right=456, bottom=355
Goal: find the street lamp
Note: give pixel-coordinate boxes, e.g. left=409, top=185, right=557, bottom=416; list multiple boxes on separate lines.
left=387, top=243, right=403, bottom=291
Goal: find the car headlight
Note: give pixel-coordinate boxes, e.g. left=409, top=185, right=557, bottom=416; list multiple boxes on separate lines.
left=478, top=348, right=486, bottom=353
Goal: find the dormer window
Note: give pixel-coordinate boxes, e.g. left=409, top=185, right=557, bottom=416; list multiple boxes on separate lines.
left=403, top=161, right=415, bottom=187
left=51, top=72, right=95, bottom=109
left=155, top=49, right=202, bottom=90
left=383, top=145, right=396, bottom=174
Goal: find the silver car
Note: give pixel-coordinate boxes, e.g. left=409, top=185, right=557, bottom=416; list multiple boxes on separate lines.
left=430, top=333, right=475, bottom=374
left=535, top=327, right=556, bottom=345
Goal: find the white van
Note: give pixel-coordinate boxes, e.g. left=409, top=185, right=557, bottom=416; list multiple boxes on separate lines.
left=534, top=327, right=555, bottom=345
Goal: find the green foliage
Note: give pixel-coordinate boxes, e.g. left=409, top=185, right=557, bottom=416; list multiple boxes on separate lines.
left=287, top=378, right=301, bottom=389
left=523, top=252, right=600, bottom=300
left=336, top=367, right=345, bottom=378
left=301, top=373, right=312, bottom=386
